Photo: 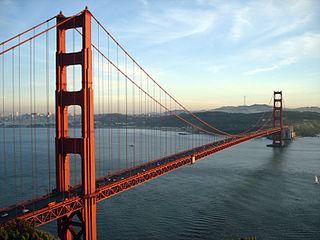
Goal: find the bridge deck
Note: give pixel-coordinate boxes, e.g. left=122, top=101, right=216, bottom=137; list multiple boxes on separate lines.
left=0, top=128, right=285, bottom=226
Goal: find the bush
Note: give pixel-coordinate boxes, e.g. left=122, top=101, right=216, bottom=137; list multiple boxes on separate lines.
left=0, top=219, right=58, bottom=240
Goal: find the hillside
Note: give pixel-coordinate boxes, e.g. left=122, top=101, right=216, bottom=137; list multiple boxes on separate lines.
left=283, top=111, right=320, bottom=137
left=210, top=104, right=320, bottom=114
left=189, top=111, right=320, bottom=137
left=0, top=219, right=57, bottom=240
left=92, top=110, right=320, bottom=137
left=1, top=110, right=319, bottom=137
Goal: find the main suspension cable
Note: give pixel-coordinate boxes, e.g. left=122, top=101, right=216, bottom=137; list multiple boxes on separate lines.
left=0, top=10, right=85, bottom=56
left=89, top=11, right=274, bottom=137
left=0, top=16, right=56, bottom=47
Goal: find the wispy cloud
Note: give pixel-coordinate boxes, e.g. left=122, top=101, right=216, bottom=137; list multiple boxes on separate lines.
left=113, top=0, right=317, bottom=48
left=229, top=7, right=252, bottom=41
left=114, top=6, right=217, bottom=44
left=248, top=32, right=320, bottom=61
left=222, top=0, right=315, bottom=43
left=244, top=57, right=298, bottom=75
left=140, top=8, right=216, bottom=43
left=243, top=32, right=320, bottom=75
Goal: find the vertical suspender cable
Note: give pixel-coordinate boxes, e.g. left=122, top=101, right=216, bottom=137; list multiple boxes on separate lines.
left=198, top=125, right=200, bottom=147
left=153, top=83, right=156, bottom=160
left=155, top=86, right=158, bottom=159
left=33, top=29, right=38, bottom=198
left=165, top=94, right=167, bottom=155
left=93, top=48, right=98, bottom=177
left=12, top=49, right=17, bottom=209
left=155, top=82, right=157, bottom=159
left=159, top=89, right=162, bottom=157
left=192, top=126, right=194, bottom=149
left=110, top=55, right=113, bottom=174
left=107, top=35, right=111, bottom=175
left=145, top=76, right=148, bottom=163
left=132, top=61, right=135, bottom=168
left=73, top=25, right=77, bottom=185
left=97, top=24, right=101, bottom=178
left=1, top=45, right=6, bottom=207
left=170, top=98, right=172, bottom=155
left=147, top=76, right=150, bottom=163
left=117, top=44, right=120, bottom=171
left=97, top=27, right=101, bottom=178
left=150, top=78, right=152, bottom=162
left=92, top=48, right=95, bottom=174
left=125, top=55, right=128, bottom=169
left=139, top=69, right=142, bottom=165
left=30, top=40, right=34, bottom=203
left=18, top=37, right=23, bottom=201
left=144, top=75, right=147, bottom=163
left=202, top=129, right=204, bottom=146
left=102, top=37, right=106, bottom=174
left=151, top=83, right=154, bottom=159
left=156, top=84, right=159, bottom=159
left=150, top=80, right=152, bottom=165
left=46, top=23, right=51, bottom=199
left=174, top=102, right=177, bottom=153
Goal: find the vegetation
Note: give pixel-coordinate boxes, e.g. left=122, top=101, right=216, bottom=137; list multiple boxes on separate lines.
left=283, top=111, right=320, bottom=137
left=161, top=111, right=320, bottom=137
left=3, top=110, right=319, bottom=137
left=0, top=219, right=58, bottom=240
left=88, top=110, right=320, bottom=137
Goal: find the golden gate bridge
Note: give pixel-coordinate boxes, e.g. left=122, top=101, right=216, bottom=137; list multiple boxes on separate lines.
left=0, top=8, right=291, bottom=240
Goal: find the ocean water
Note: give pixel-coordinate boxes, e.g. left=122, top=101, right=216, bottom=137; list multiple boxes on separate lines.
left=92, top=136, right=320, bottom=240
left=1, top=128, right=319, bottom=239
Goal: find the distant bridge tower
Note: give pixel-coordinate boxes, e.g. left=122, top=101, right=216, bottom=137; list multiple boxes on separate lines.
left=56, top=8, right=96, bottom=240
left=272, top=91, right=283, bottom=146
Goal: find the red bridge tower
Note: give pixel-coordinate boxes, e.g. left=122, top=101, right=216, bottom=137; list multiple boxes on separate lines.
left=272, top=91, right=283, bottom=146
left=56, top=8, right=96, bottom=240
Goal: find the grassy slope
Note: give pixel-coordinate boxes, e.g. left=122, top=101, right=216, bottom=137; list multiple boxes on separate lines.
left=284, top=111, right=320, bottom=137
left=0, top=219, right=58, bottom=240
left=187, top=111, right=320, bottom=137
left=95, top=111, right=320, bottom=137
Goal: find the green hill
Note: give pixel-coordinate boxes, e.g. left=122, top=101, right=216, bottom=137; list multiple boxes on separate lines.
left=156, top=110, right=320, bottom=137
left=283, top=111, right=320, bottom=137
left=0, top=219, right=58, bottom=240
left=189, top=111, right=320, bottom=137
left=92, top=110, right=320, bottom=137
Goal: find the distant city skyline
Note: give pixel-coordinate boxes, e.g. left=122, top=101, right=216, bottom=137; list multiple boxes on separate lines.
left=0, top=0, right=319, bottom=110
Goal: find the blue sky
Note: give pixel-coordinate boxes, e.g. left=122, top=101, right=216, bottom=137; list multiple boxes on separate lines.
left=0, top=0, right=320, bottom=110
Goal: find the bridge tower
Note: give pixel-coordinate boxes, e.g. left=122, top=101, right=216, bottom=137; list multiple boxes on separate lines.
left=56, top=8, right=96, bottom=240
left=272, top=91, right=283, bottom=146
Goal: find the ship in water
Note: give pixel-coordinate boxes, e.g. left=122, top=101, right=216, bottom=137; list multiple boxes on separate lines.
left=315, top=176, right=319, bottom=184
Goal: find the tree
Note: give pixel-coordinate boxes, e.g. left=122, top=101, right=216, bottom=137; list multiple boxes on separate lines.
left=0, top=219, right=58, bottom=240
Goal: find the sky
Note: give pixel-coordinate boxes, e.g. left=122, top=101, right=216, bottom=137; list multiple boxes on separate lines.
left=0, top=0, right=320, bottom=110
